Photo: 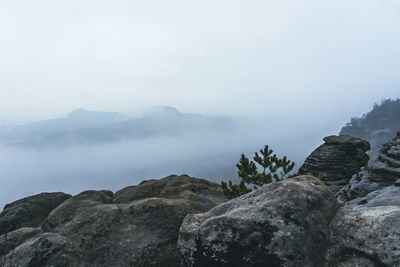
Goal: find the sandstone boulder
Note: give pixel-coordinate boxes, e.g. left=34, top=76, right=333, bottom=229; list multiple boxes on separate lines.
left=178, top=176, right=338, bottom=267
left=113, top=174, right=226, bottom=211
left=0, top=192, right=71, bottom=235
left=299, top=135, right=370, bottom=191
left=1, top=175, right=227, bottom=267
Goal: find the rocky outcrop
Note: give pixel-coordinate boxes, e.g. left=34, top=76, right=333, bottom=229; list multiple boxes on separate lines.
left=112, top=174, right=226, bottom=209
left=370, top=132, right=400, bottom=179
left=338, top=132, right=400, bottom=201
left=0, top=192, right=71, bottom=236
left=178, top=173, right=400, bottom=267
left=299, top=135, right=370, bottom=191
left=178, top=176, right=339, bottom=267
left=0, top=175, right=227, bottom=267
left=326, top=134, right=400, bottom=266
left=326, top=185, right=400, bottom=266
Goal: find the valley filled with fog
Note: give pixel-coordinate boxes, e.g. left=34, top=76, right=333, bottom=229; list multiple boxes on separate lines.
left=0, top=107, right=332, bottom=208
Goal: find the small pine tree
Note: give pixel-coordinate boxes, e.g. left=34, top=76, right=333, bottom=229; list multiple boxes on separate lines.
left=221, top=145, right=296, bottom=198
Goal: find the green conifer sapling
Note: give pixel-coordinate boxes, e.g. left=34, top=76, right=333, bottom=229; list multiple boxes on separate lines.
left=221, top=145, right=296, bottom=198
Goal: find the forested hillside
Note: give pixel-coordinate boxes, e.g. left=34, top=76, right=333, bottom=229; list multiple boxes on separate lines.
left=340, top=99, right=400, bottom=149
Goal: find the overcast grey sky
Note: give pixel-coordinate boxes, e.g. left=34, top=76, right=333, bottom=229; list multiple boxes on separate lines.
left=0, top=0, right=399, bottom=123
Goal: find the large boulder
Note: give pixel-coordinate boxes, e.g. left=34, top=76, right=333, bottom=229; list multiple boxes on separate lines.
left=1, top=175, right=227, bottom=267
left=178, top=176, right=338, bottom=267
left=299, top=135, right=370, bottom=192
left=113, top=174, right=226, bottom=210
left=0, top=192, right=71, bottom=235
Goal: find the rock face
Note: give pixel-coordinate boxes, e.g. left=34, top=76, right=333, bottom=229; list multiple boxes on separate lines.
left=0, top=227, right=41, bottom=257
left=0, top=175, right=227, bottom=267
left=326, top=185, right=400, bottom=266
left=328, top=134, right=400, bottom=266
left=178, top=176, right=339, bottom=267
left=299, top=135, right=370, bottom=191
left=370, top=132, right=400, bottom=180
left=0, top=192, right=72, bottom=236
left=178, top=172, right=400, bottom=266
left=338, top=132, right=400, bottom=202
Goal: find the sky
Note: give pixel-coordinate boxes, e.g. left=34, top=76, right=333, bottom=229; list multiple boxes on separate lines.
left=1, top=0, right=400, bottom=207
left=0, top=0, right=399, bottom=125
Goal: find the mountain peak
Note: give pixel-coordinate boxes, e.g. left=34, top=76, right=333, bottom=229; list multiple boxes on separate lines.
left=67, top=109, right=98, bottom=117
left=144, top=106, right=181, bottom=117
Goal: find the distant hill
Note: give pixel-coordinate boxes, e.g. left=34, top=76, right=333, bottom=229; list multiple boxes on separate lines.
left=0, top=107, right=236, bottom=148
left=340, top=98, right=400, bottom=150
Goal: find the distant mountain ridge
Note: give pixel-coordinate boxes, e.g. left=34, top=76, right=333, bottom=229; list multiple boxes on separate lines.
left=0, top=107, right=236, bottom=148
left=340, top=98, right=400, bottom=150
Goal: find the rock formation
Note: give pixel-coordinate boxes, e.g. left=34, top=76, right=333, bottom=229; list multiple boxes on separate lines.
left=178, top=176, right=339, bottom=267
left=299, top=135, right=370, bottom=191
left=326, top=186, right=400, bottom=266
left=338, top=132, right=400, bottom=201
left=328, top=134, right=400, bottom=266
left=178, top=135, right=400, bottom=266
left=178, top=175, right=400, bottom=266
left=0, top=175, right=227, bottom=267
left=0, top=192, right=71, bottom=236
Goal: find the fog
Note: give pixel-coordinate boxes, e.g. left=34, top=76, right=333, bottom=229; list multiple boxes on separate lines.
left=1, top=0, right=400, bottom=207
left=0, top=113, right=329, bottom=208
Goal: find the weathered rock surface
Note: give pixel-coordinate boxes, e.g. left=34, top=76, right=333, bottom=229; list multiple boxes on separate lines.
left=325, top=134, right=400, bottom=266
left=2, top=232, right=72, bottom=267
left=113, top=174, right=226, bottom=210
left=299, top=135, right=370, bottom=191
left=0, top=192, right=71, bottom=236
left=0, top=227, right=40, bottom=257
left=370, top=132, right=400, bottom=179
left=326, top=186, right=400, bottom=266
left=178, top=176, right=339, bottom=267
left=0, top=175, right=227, bottom=267
left=338, top=132, right=400, bottom=202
